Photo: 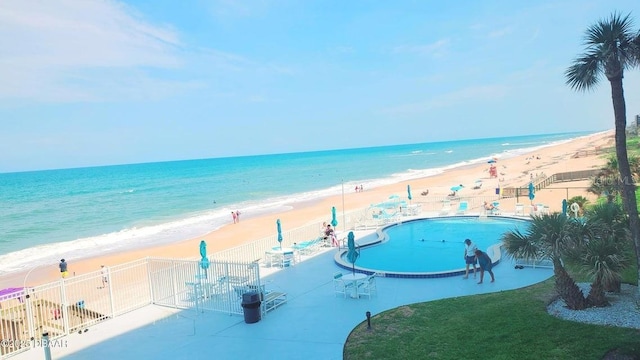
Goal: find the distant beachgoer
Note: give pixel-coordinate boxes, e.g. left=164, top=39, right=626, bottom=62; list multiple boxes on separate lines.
left=355, top=186, right=359, bottom=193
left=462, top=239, right=477, bottom=279
left=101, top=265, right=108, bottom=288
left=236, top=210, right=241, bottom=222
left=231, top=211, right=237, bottom=224
left=360, top=185, right=364, bottom=192
left=475, top=249, right=495, bottom=284
left=59, top=259, right=69, bottom=278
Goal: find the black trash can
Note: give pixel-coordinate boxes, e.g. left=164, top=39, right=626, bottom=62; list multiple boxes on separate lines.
left=241, top=292, right=262, bottom=324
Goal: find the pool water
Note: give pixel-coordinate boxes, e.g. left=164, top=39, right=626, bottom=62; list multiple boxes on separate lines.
left=344, top=217, right=529, bottom=275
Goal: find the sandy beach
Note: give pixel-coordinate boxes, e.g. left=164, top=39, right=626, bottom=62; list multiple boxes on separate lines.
left=0, top=131, right=614, bottom=289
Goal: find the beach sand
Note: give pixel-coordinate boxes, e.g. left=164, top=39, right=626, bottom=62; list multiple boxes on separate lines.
left=0, top=131, right=614, bottom=289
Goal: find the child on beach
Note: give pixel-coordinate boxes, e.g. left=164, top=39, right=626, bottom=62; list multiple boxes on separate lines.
left=231, top=211, right=237, bottom=224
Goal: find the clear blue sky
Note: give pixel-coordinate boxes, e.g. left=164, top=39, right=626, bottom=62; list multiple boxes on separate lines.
left=1, top=0, right=640, bottom=173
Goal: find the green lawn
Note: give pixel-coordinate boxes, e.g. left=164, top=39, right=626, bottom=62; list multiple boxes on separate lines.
left=344, top=279, right=640, bottom=360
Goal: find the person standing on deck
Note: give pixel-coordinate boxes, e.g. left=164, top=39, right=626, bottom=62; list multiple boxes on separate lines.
left=462, top=239, right=477, bottom=279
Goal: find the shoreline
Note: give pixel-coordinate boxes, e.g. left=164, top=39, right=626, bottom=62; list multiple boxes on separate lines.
left=0, top=130, right=614, bottom=289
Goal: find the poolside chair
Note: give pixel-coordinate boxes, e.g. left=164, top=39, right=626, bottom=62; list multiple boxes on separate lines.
left=490, top=201, right=501, bottom=215
left=293, top=237, right=323, bottom=255
left=455, top=201, right=468, bottom=215
left=333, top=272, right=353, bottom=298
left=281, top=251, right=295, bottom=267
left=358, top=274, right=377, bottom=299
left=439, top=201, right=451, bottom=215
left=514, top=203, right=525, bottom=216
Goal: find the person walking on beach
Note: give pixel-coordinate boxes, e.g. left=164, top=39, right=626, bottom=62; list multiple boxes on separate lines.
left=475, top=249, right=495, bottom=284
left=231, top=211, right=237, bottom=224
left=462, top=239, right=477, bottom=279
left=59, top=259, right=69, bottom=278
left=101, top=265, right=108, bottom=289
left=236, top=210, right=241, bottom=222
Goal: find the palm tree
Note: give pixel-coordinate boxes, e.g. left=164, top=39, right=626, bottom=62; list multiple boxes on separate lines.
left=588, top=156, right=640, bottom=202
left=583, top=202, right=631, bottom=294
left=577, top=233, right=629, bottom=306
left=502, top=213, right=588, bottom=309
left=566, top=12, right=640, bottom=288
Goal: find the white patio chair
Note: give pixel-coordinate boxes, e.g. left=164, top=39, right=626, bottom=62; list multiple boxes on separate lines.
left=514, top=203, right=525, bottom=216
left=282, top=251, right=295, bottom=267
left=439, top=201, right=451, bottom=215
left=358, top=274, right=377, bottom=299
left=333, top=272, right=353, bottom=298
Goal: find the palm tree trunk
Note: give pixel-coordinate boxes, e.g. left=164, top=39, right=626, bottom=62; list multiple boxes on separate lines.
left=609, top=77, right=640, bottom=294
left=587, top=279, right=609, bottom=307
left=553, top=259, right=587, bottom=310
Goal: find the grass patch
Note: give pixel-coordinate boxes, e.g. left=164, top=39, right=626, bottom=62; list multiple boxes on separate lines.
left=344, top=279, right=640, bottom=360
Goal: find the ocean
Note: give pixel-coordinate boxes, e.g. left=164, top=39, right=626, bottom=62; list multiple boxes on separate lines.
left=0, top=131, right=595, bottom=276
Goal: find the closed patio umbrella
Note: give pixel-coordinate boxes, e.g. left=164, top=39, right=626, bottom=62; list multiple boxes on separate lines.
left=407, top=185, right=412, bottom=204
left=331, top=207, right=338, bottom=228
left=199, top=240, right=209, bottom=279
left=277, top=219, right=283, bottom=249
left=346, top=231, right=359, bottom=275
left=528, top=182, right=536, bottom=204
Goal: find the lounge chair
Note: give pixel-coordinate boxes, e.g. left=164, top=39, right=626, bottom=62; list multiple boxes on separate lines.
left=473, top=180, right=483, bottom=189
left=262, top=291, right=287, bottom=314
left=455, top=201, right=468, bottom=215
left=292, top=237, right=323, bottom=255
left=514, top=203, right=525, bottom=216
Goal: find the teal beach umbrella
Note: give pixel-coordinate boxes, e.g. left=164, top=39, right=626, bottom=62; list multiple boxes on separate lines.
left=346, top=231, right=359, bottom=275
left=277, top=219, right=283, bottom=249
left=407, top=185, right=412, bottom=203
left=199, top=240, right=209, bottom=279
left=331, top=206, right=338, bottom=227
left=528, top=182, right=536, bottom=204
left=562, top=199, right=568, bottom=216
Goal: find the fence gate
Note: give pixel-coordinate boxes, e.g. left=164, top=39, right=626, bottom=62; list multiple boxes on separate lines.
left=148, top=258, right=260, bottom=316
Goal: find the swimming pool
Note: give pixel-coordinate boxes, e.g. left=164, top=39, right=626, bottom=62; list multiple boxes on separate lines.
left=335, top=216, right=530, bottom=278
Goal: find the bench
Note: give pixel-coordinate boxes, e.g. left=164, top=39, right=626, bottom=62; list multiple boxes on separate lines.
left=262, top=291, right=287, bottom=314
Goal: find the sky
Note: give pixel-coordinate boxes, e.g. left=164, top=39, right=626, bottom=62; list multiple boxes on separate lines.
left=1, top=0, right=640, bottom=173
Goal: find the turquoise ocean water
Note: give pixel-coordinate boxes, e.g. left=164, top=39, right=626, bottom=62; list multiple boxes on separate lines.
left=0, top=132, right=596, bottom=276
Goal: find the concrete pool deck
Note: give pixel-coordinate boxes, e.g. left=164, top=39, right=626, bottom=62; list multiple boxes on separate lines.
left=11, top=242, right=553, bottom=360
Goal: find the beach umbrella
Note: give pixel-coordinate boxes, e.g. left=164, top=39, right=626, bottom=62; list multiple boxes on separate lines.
left=331, top=206, right=338, bottom=227
left=528, top=182, right=536, bottom=204
left=346, top=231, right=360, bottom=275
left=199, top=240, right=209, bottom=279
left=562, top=199, right=568, bottom=216
left=407, top=185, right=412, bottom=204
left=277, top=219, right=283, bottom=249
